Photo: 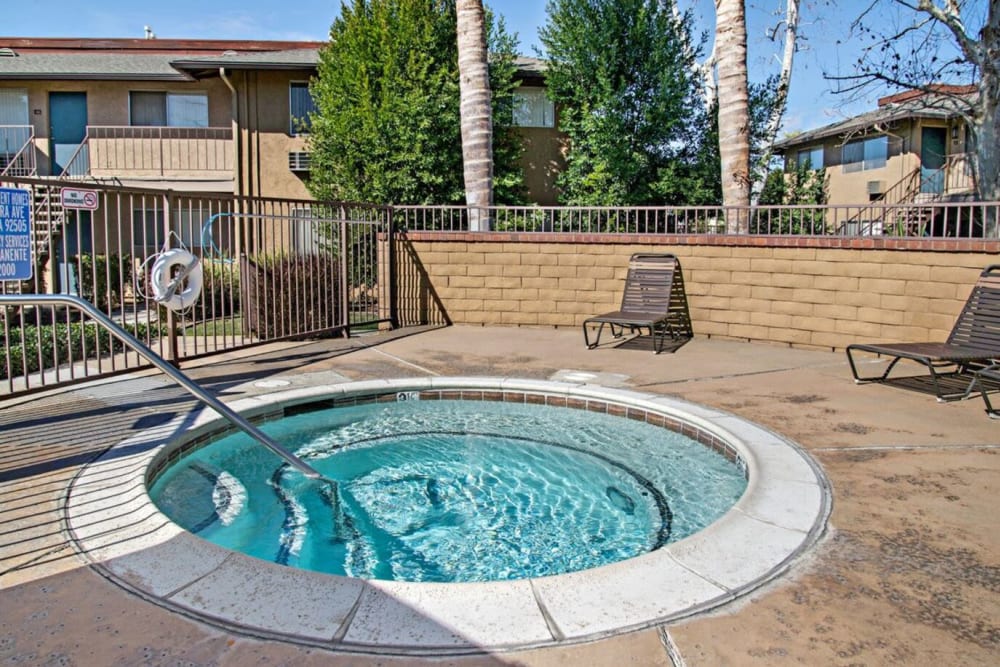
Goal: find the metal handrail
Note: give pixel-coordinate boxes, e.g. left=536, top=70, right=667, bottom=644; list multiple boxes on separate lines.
left=0, top=125, right=36, bottom=177
left=57, top=132, right=91, bottom=179
left=0, top=294, right=326, bottom=480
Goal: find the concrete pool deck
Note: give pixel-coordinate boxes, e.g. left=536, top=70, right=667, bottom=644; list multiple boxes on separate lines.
left=1, top=326, right=997, bottom=665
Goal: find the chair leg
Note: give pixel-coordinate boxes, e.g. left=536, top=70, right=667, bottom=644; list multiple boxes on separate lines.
left=846, top=347, right=903, bottom=384
left=583, top=321, right=607, bottom=349
left=969, top=366, right=1000, bottom=417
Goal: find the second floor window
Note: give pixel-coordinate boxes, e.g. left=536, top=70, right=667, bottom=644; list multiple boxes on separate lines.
left=842, top=136, right=887, bottom=172
left=0, top=88, right=29, bottom=154
left=513, top=88, right=555, bottom=128
left=290, top=82, right=316, bottom=135
left=130, top=92, right=208, bottom=127
left=796, top=146, right=824, bottom=170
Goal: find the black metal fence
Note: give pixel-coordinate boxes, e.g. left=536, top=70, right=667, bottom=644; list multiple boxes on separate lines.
left=0, top=177, right=391, bottom=394
left=2, top=175, right=998, bottom=396
left=393, top=201, right=1000, bottom=238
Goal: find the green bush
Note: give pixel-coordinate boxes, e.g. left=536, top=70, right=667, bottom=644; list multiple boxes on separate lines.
left=198, top=259, right=241, bottom=317
left=71, top=253, right=133, bottom=310
left=0, top=320, right=168, bottom=377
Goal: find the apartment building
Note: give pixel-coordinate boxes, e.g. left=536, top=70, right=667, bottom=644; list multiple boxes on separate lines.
left=773, top=86, right=977, bottom=209
left=0, top=37, right=564, bottom=203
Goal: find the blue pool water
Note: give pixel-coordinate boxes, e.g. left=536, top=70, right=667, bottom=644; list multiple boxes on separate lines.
left=149, top=399, right=747, bottom=583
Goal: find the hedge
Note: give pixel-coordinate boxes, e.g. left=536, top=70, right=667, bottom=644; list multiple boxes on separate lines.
left=1, top=320, right=169, bottom=376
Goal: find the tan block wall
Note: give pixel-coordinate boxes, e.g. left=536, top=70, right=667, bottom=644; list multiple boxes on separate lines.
left=392, top=234, right=998, bottom=350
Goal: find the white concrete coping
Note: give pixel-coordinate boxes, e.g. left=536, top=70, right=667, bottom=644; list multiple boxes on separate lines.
left=64, top=378, right=830, bottom=655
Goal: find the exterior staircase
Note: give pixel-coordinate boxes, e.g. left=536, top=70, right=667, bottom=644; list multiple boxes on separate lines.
left=29, top=183, right=66, bottom=262
left=0, top=180, right=67, bottom=279
left=841, top=152, right=977, bottom=236
left=895, top=192, right=939, bottom=236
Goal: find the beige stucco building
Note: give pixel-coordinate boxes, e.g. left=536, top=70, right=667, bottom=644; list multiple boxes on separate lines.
left=0, top=38, right=565, bottom=204
left=774, top=86, right=977, bottom=210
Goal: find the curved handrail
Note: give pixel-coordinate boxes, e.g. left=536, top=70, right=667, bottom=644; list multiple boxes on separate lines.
left=0, top=294, right=327, bottom=480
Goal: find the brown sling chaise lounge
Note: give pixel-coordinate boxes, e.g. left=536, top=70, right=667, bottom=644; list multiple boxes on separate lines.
left=846, top=264, right=1000, bottom=401
left=583, top=253, right=693, bottom=354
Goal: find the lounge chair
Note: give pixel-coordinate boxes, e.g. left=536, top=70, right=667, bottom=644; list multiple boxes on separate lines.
left=846, top=264, right=1000, bottom=401
left=583, top=253, right=693, bottom=354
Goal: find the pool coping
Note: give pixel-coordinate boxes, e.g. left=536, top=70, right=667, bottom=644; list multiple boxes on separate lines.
left=64, top=377, right=831, bottom=655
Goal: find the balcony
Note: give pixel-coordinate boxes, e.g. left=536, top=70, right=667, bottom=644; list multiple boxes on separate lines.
left=61, top=126, right=234, bottom=181
left=0, top=125, right=37, bottom=177
left=941, top=152, right=976, bottom=195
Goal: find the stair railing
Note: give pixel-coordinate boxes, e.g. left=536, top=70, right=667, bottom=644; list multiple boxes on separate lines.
left=0, top=293, right=328, bottom=481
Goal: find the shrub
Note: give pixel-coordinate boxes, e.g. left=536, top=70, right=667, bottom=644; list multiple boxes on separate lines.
left=71, top=253, right=133, bottom=310
left=198, top=259, right=241, bottom=317
left=0, top=320, right=169, bottom=377
left=240, top=253, right=340, bottom=340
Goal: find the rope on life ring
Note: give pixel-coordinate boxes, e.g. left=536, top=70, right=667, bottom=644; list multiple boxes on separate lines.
left=150, top=248, right=203, bottom=311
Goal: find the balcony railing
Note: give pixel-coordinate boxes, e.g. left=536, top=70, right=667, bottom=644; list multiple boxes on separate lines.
left=60, top=126, right=234, bottom=180
left=0, top=125, right=36, bottom=177
left=941, top=152, right=976, bottom=195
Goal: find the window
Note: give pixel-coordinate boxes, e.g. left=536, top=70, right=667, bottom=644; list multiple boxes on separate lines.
left=0, top=88, right=29, bottom=154
left=796, top=146, right=823, bottom=170
left=513, top=88, right=555, bottom=128
left=289, top=82, right=316, bottom=135
left=842, top=136, right=887, bottom=172
left=132, top=208, right=202, bottom=249
left=130, top=92, right=208, bottom=127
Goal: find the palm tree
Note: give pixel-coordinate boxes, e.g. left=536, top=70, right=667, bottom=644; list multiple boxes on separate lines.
left=715, top=0, right=751, bottom=233
left=456, top=0, right=493, bottom=231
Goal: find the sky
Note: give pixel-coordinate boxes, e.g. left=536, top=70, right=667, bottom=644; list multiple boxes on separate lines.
left=1, top=0, right=967, bottom=135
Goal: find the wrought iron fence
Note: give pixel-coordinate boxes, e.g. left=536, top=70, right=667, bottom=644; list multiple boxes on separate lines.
left=0, top=178, right=391, bottom=395
left=2, top=174, right=997, bottom=395
left=394, top=201, right=1000, bottom=238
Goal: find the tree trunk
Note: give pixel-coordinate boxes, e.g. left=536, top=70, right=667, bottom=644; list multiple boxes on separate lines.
left=456, top=0, right=493, bottom=231
left=715, top=0, right=752, bottom=232
left=754, top=0, right=800, bottom=199
left=973, top=73, right=999, bottom=236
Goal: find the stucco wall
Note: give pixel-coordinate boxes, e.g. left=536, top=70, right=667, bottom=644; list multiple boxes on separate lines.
left=231, top=70, right=312, bottom=201
left=391, top=232, right=999, bottom=351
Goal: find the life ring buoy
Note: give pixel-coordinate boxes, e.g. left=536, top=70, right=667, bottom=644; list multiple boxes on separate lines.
left=151, top=248, right=203, bottom=311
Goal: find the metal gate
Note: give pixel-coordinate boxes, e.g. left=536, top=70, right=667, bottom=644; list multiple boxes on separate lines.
left=0, top=177, right=393, bottom=395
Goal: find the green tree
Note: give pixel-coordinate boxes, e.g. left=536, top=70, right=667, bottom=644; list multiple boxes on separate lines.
left=539, top=0, right=709, bottom=206
left=308, top=0, right=523, bottom=206
left=756, top=161, right=828, bottom=234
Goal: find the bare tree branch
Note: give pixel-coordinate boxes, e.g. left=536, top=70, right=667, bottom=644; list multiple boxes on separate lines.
left=913, top=0, right=981, bottom=64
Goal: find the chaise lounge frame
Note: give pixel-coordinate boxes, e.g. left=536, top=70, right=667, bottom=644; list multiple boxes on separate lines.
left=972, top=363, right=1000, bottom=418
left=583, top=253, right=693, bottom=354
left=846, top=264, right=1000, bottom=401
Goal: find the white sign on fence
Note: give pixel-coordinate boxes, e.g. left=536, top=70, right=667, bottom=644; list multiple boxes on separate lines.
left=0, top=187, right=32, bottom=281
left=60, top=187, right=99, bottom=210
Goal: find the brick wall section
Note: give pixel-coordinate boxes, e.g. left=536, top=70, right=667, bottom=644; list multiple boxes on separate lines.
left=391, top=232, right=1000, bottom=350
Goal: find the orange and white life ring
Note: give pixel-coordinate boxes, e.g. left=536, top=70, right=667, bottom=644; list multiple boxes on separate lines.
left=150, top=248, right=203, bottom=311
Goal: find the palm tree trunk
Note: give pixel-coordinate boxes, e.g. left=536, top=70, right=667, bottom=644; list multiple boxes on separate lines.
left=456, top=0, right=493, bottom=231
left=716, top=0, right=751, bottom=233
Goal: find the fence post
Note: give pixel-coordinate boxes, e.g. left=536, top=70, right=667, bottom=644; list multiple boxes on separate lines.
left=386, top=206, right=397, bottom=330
left=339, top=211, right=349, bottom=336
left=164, top=190, right=180, bottom=363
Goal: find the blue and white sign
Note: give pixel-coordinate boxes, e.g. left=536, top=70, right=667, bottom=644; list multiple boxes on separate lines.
left=0, top=187, right=33, bottom=281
